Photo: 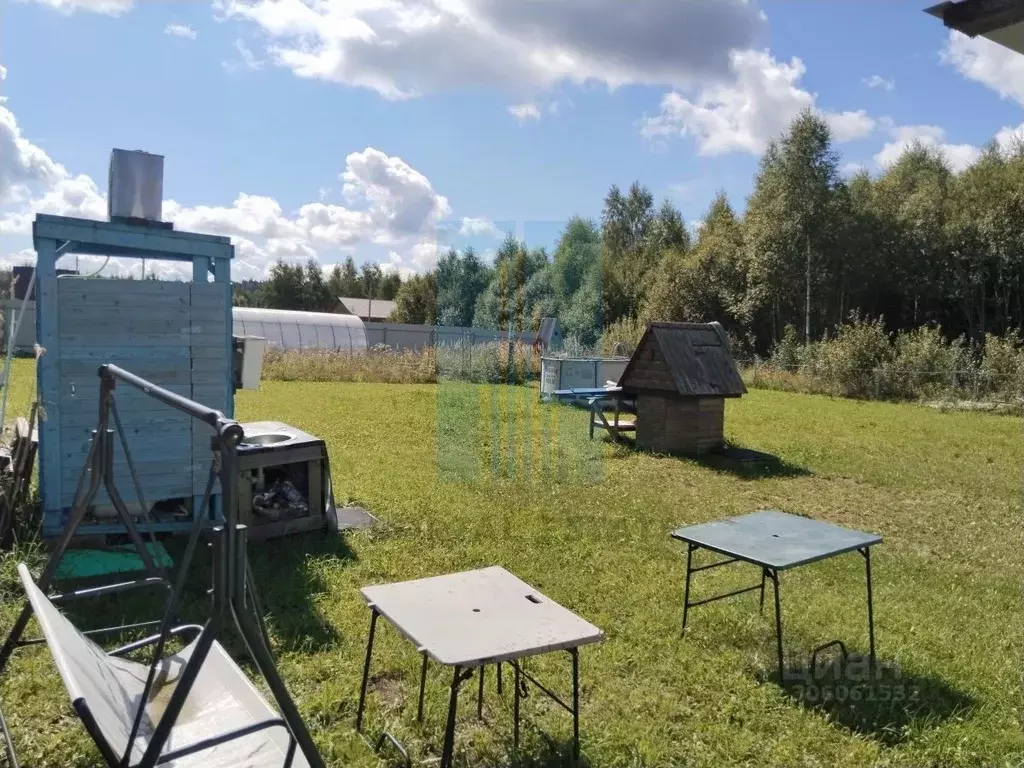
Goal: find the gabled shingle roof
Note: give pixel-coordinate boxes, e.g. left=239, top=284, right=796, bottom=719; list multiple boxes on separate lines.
left=619, top=321, right=747, bottom=398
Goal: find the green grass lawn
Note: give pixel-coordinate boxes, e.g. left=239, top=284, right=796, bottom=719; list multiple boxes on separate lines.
left=0, top=362, right=1021, bottom=767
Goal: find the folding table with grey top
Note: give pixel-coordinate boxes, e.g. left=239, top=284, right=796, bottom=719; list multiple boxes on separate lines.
left=671, top=509, right=881, bottom=680
left=355, top=566, right=604, bottom=768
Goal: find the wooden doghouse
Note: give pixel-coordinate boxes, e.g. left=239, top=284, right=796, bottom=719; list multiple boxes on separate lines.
left=618, top=322, right=746, bottom=455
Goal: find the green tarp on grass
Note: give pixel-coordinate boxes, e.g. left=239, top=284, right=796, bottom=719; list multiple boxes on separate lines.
left=54, top=542, right=174, bottom=581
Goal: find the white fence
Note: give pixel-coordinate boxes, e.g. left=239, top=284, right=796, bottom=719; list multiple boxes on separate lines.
left=363, top=322, right=539, bottom=351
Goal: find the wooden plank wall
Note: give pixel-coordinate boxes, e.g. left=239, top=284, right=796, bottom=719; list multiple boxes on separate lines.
left=57, top=279, right=194, bottom=512
left=635, top=395, right=725, bottom=455
left=190, top=282, right=231, bottom=502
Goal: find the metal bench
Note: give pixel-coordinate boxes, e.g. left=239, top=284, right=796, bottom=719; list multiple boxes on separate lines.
left=0, top=365, right=325, bottom=768
left=586, top=389, right=637, bottom=444
left=16, top=563, right=307, bottom=768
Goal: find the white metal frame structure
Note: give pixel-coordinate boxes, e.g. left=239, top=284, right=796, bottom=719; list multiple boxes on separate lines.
left=233, top=307, right=368, bottom=352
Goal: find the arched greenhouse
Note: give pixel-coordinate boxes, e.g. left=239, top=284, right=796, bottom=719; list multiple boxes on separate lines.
left=232, top=307, right=368, bottom=352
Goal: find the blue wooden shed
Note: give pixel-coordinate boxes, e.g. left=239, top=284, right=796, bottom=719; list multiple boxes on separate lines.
left=33, top=214, right=235, bottom=538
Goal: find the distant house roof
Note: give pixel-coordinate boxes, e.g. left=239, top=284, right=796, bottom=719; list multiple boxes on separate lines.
left=619, top=321, right=747, bottom=398
left=336, top=296, right=396, bottom=321
left=926, top=0, right=1024, bottom=55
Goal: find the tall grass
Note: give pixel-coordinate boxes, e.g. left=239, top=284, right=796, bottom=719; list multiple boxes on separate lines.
left=262, top=341, right=542, bottom=385
left=264, top=319, right=1024, bottom=408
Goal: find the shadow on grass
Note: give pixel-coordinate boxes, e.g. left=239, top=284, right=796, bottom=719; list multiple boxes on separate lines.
left=49, top=527, right=355, bottom=659
left=373, top=732, right=585, bottom=768
left=604, top=438, right=811, bottom=479
left=246, top=528, right=356, bottom=654
left=759, top=653, right=975, bottom=746
left=506, top=737, right=591, bottom=768
left=689, top=444, right=811, bottom=480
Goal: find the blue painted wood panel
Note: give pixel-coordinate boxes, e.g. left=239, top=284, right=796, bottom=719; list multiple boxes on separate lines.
left=35, top=214, right=235, bottom=537
left=51, top=278, right=195, bottom=534
left=190, top=282, right=231, bottom=502
left=62, top=434, right=192, bottom=463
left=35, top=239, right=60, bottom=522
left=34, top=215, right=233, bottom=261
left=60, top=303, right=227, bottom=321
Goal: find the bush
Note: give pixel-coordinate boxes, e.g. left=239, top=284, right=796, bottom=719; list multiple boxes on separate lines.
left=261, top=323, right=1024, bottom=406
left=770, top=325, right=804, bottom=372
left=980, top=331, right=1024, bottom=398
left=743, top=319, right=1024, bottom=405
left=436, top=341, right=538, bottom=384
left=886, top=326, right=972, bottom=399
left=598, top=316, right=646, bottom=357
left=725, top=328, right=757, bottom=364
left=815, top=313, right=893, bottom=398
left=769, top=324, right=822, bottom=375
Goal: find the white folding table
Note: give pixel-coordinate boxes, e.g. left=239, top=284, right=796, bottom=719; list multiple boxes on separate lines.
left=355, top=566, right=604, bottom=767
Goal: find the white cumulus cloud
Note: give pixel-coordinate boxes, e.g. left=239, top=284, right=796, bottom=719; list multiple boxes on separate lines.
left=863, top=75, right=895, bottom=91
left=508, top=103, right=541, bottom=124
left=641, top=50, right=876, bottom=156
left=24, top=0, right=132, bottom=14
left=995, top=123, right=1024, bottom=151
left=943, top=30, right=1024, bottom=107
left=827, top=110, right=877, bottom=143
left=165, top=23, right=197, bottom=40
left=0, top=105, right=69, bottom=205
left=0, top=100, right=465, bottom=278
left=873, top=121, right=982, bottom=173
left=213, top=0, right=766, bottom=99
left=457, top=217, right=504, bottom=239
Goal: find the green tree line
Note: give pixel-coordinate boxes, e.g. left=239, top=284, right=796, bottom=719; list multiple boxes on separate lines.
left=233, top=256, right=401, bottom=311
left=235, top=108, right=1024, bottom=358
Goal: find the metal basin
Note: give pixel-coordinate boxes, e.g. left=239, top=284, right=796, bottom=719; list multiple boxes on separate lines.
left=241, top=433, right=292, bottom=446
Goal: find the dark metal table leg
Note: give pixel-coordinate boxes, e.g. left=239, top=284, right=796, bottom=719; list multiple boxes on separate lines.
left=862, top=547, right=876, bottom=675
left=759, top=568, right=767, bottom=614
left=417, top=653, right=428, bottom=722
left=355, top=609, right=379, bottom=732
left=477, top=664, right=485, bottom=719
left=769, top=569, right=784, bottom=681
left=440, top=665, right=462, bottom=768
left=571, top=647, right=580, bottom=764
left=681, top=543, right=695, bottom=634
left=513, top=661, right=521, bottom=752
left=497, top=662, right=503, bottom=695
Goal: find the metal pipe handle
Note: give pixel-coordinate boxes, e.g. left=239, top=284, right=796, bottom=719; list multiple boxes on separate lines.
left=98, top=364, right=242, bottom=441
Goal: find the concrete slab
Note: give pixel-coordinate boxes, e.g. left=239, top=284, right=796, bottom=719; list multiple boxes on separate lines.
left=333, top=505, right=377, bottom=530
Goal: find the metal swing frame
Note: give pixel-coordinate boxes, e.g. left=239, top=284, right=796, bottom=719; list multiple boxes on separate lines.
left=0, top=364, right=325, bottom=768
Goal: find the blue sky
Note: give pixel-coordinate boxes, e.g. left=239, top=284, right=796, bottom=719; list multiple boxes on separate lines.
left=1, top=0, right=1022, bottom=280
